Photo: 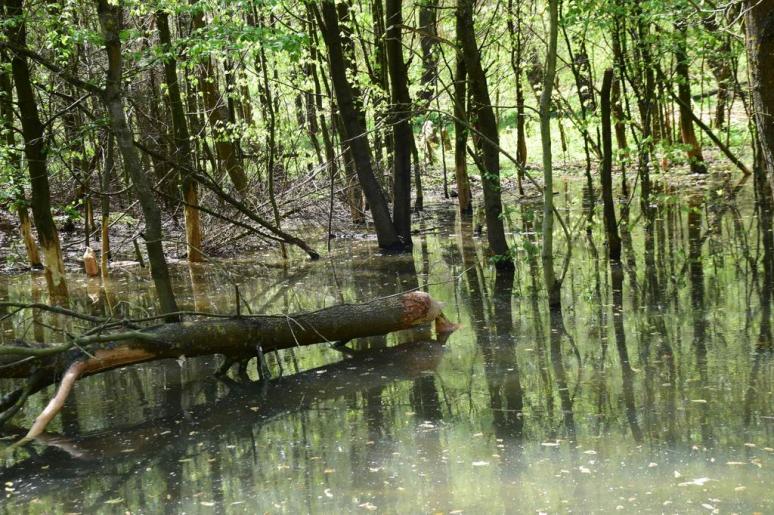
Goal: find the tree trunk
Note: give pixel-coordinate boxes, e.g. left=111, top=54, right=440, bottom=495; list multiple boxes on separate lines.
left=100, top=134, right=113, bottom=278
left=190, top=1, right=248, bottom=195
left=541, top=0, right=561, bottom=308
left=156, top=11, right=203, bottom=262
left=453, top=55, right=472, bottom=215
left=0, top=47, right=41, bottom=269
left=675, top=22, right=706, bottom=174
left=4, top=0, right=68, bottom=299
left=601, top=69, right=622, bottom=261
left=385, top=0, right=413, bottom=245
left=456, top=0, right=511, bottom=265
left=507, top=0, right=528, bottom=176
left=418, top=0, right=439, bottom=105
left=746, top=0, right=774, bottom=188
left=315, top=1, right=403, bottom=250
left=96, top=0, right=179, bottom=318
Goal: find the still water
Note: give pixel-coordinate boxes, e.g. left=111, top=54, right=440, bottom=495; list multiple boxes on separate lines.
left=1, top=175, right=773, bottom=513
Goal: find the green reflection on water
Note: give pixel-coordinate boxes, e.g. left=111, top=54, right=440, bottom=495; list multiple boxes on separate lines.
left=1, top=177, right=773, bottom=513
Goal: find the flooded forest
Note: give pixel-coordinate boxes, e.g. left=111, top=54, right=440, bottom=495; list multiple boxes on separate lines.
left=1, top=0, right=774, bottom=512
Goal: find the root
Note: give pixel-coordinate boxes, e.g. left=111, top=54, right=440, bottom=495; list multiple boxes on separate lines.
left=21, top=360, right=87, bottom=443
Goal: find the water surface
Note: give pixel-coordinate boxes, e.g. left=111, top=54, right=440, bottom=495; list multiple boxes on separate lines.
left=1, top=176, right=773, bottom=513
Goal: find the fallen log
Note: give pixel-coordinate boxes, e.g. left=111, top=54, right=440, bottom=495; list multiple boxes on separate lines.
left=1, top=337, right=447, bottom=466
left=0, top=291, right=455, bottom=442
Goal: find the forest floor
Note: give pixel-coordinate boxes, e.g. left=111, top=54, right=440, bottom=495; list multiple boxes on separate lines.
left=0, top=151, right=745, bottom=275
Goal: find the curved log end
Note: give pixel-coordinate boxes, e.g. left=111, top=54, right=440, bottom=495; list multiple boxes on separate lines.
left=401, top=291, right=440, bottom=326
left=434, top=313, right=460, bottom=335
left=401, top=292, right=458, bottom=336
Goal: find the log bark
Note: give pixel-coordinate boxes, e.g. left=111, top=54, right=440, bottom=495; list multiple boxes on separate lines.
left=0, top=292, right=452, bottom=440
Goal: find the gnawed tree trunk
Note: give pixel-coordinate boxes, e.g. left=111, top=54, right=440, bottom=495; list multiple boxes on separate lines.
left=0, top=292, right=453, bottom=441
left=0, top=48, right=41, bottom=269
left=4, top=0, right=68, bottom=299
left=156, top=10, right=203, bottom=262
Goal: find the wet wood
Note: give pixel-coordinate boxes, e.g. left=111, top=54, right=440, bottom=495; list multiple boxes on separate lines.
left=0, top=292, right=453, bottom=439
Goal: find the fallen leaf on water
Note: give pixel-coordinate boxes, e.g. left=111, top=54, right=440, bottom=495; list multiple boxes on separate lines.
left=324, top=489, right=333, bottom=498
left=678, top=477, right=712, bottom=487
left=104, top=498, right=123, bottom=504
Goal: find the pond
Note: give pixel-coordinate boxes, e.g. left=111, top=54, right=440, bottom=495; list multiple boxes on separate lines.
left=1, top=175, right=773, bottom=513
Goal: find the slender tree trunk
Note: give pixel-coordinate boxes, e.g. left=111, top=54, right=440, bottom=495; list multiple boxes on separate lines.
left=96, top=0, right=179, bottom=319
left=507, top=0, right=527, bottom=189
left=100, top=134, right=113, bottom=279
left=156, top=11, right=203, bottom=262
left=456, top=0, right=511, bottom=265
left=0, top=48, right=41, bottom=269
left=541, top=0, right=561, bottom=308
left=633, top=2, right=654, bottom=209
left=191, top=1, right=248, bottom=195
left=4, top=0, right=68, bottom=299
left=418, top=0, right=439, bottom=105
left=370, top=0, right=389, bottom=170
left=675, top=22, right=706, bottom=174
left=601, top=69, right=622, bottom=261
left=610, top=4, right=629, bottom=190
left=258, top=39, right=288, bottom=259
left=745, top=0, right=774, bottom=188
left=453, top=56, right=472, bottom=215
left=315, top=1, right=403, bottom=250
left=385, top=0, right=413, bottom=245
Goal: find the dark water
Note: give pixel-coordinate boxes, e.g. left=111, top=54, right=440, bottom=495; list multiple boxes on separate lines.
left=1, top=175, right=773, bottom=513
